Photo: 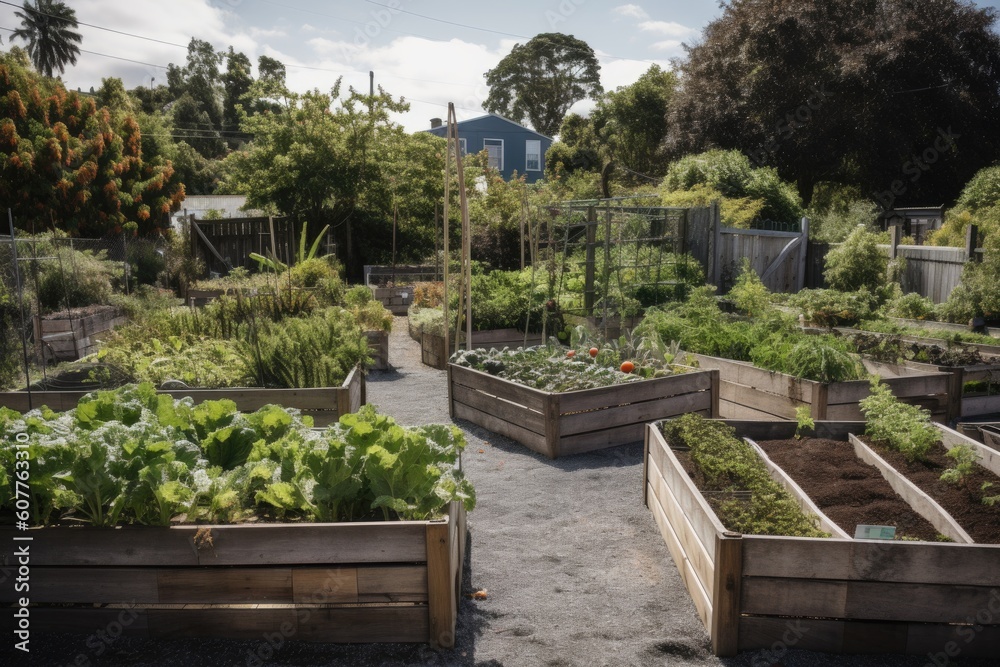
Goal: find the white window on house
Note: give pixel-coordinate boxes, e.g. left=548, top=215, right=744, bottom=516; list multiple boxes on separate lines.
left=525, top=140, right=541, bottom=171
left=484, top=138, right=504, bottom=171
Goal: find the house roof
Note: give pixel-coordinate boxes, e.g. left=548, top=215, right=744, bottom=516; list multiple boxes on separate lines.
left=424, top=112, right=553, bottom=141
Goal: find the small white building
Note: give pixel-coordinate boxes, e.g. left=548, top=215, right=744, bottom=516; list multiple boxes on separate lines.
left=174, top=195, right=268, bottom=221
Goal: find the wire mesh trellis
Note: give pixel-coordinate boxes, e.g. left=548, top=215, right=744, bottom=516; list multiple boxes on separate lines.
left=525, top=198, right=700, bottom=340
left=0, top=224, right=168, bottom=392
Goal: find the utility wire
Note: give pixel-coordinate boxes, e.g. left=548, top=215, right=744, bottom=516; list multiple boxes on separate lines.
left=0, top=0, right=188, bottom=49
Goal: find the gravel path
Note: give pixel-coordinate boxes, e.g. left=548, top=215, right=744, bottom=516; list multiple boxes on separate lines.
left=7, top=317, right=996, bottom=666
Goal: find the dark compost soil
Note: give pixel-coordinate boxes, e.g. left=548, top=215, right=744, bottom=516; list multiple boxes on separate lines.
left=756, top=438, right=940, bottom=541
left=861, top=437, right=1000, bottom=543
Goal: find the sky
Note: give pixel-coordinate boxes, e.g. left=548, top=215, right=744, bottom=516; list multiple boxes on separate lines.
left=1, top=0, right=999, bottom=134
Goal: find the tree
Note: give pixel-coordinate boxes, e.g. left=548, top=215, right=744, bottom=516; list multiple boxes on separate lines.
left=592, top=64, right=676, bottom=181
left=484, top=33, right=602, bottom=137
left=0, top=51, right=184, bottom=236
left=669, top=0, right=1000, bottom=207
left=223, top=79, right=412, bottom=275
left=167, top=39, right=226, bottom=158
left=222, top=47, right=253, bottom=148
left=10, top=0, right=81, bottom=78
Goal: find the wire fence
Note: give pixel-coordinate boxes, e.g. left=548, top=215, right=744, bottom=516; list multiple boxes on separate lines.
left=0, top=228, right=168, bottom=391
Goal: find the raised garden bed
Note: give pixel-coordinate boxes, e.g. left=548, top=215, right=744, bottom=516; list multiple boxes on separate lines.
left=0, top=501, right=466, bottom=647
left=753, top=432, right=941, bottom=542
left=365, top=330, right=390, bottom=370
left=840, top=328, right=1000, bottom=418
left=450, top=363, right=718, bottom=458
left=690, top=353, right=955, bottom=422
left=371, top=286, right=414, bottom=315
left=644, top=419, right=1000, bottom=657
left=422, top=329, right=544, bottom=370
left=853, top=430, right=1000, bottom=543
left=33, top=306, right=125, bottom=362
left=0, top=365, right=365, bottom=427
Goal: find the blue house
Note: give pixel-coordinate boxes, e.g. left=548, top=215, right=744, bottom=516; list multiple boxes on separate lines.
left=424, top=113, right=553, bottom=183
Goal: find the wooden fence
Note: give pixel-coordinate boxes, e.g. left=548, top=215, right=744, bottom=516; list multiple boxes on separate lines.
left=685, top=205, right=809, bottom=294
left=189, top=216, right=335, bottom=275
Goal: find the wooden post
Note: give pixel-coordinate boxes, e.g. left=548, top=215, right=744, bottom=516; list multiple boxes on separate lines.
left=584, top=205, right=597, bottom=315
left=812, top=382, right=829, bottom=421
left=710, top=369, right=721, bottom=418
left=711, top=201, right=722, bottom=287
left=544, top=393, right=561, bottom=459
left=426, top=516, right=456, bottom=649
left=711, top=531, right=743, bottom=657
left=966, top=224, right=980, bottom=263
left=889, top=223, right=901, bottom=260
left=520, top=188, right=527, bottom=271
left=797, top=217, right=810, bottom=292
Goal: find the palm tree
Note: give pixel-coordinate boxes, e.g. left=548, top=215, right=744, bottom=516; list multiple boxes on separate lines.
left=11, top=0, right=82, bottom=78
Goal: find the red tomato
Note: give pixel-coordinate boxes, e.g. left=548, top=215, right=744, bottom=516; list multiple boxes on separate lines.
left=567, top=350, right=576, bottom=358
left=620, top=361, right=635, bottom=373
left=589, top=347, right=599, bottom=358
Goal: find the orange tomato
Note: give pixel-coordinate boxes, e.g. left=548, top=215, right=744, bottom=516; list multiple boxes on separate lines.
left=620, top=361, right=635, bottom=373
left=589, top=347, right=599, bottom=358
left=567, top=350, right=576, bottom=358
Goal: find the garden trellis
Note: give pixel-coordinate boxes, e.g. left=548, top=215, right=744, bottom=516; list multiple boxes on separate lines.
left=529, top=198, right=700, bottom=338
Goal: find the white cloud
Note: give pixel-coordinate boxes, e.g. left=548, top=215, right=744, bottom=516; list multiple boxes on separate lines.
left=638, top=20, right=700, bottom=40
left=250, top=27, right=287, bottom=40
left=613, top=4, right=650, bottom=20
left=650, top=40, right=683, bottom=52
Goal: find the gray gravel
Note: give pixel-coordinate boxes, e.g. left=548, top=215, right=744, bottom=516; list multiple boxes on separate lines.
left=6, top=317, right=996, bottom=666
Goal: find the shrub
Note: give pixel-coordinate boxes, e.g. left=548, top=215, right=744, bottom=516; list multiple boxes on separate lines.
left=289, top=257, right=344, bottom=306
left=35, top=247, right=116, bottom=312
left=939, top=232, right=1000, bottom=323
left=824, top=225, right=889, bottom=293
left=0, top=280, right=21, bottom=390
left=413, top=282, right=444, bottom=308
left=661, top=150, right=803, bottom=224
left=808, top=198, right=880, bottom=243
left=344, top=285, right=374, bottom=307
left=728, top=258, right=772, bottom=316
left=887, top=292, right=936, bottom=320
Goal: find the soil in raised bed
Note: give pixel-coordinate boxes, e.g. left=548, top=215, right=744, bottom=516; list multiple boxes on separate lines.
left=756, top=438, right=940, bottom=542
left=862, top=437, right=1000, bottom=543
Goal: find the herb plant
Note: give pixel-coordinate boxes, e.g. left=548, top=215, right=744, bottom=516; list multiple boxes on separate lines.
left=859, top=378, right=939, bottom=462
left=661, top=414, right=827, bottom=538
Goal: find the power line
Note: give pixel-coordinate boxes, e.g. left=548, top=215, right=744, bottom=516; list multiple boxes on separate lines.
left=0, top=0, right=188, bottom=49
left=362, top=0, right=528, bottom=39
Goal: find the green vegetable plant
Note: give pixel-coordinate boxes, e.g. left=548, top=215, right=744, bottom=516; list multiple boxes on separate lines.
left=794, top=406, right=815, bottom=439
left=0, top=386, right=475, bottom=526
left=661, top=414, right=827, bottom=537
left=940, top=444, right=980, bottom=487
left=982, top=482, right=1000, bottom=507
left=859, top=378, right=939, bottom=462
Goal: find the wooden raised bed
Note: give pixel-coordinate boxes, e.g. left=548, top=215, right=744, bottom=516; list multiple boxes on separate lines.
left=0, top=366, right=365, bottom=427
left=371, top=286, right=414, bottom=315
left=450, top=363, right=718, bottom=458
left=0, top=502, right=466, bottom=647
left=33, top=307, right=125, bottom=362
left=365, top=330, right=390, bottom=371
left=839, top=328, right=1000, bottom=418
left=644, top=420, right=1000, bottom=658
left=690, top=353, right=955, bottom=422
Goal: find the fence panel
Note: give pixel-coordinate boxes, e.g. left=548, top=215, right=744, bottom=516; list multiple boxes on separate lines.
left=895, top=245, right=968, bottom=304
